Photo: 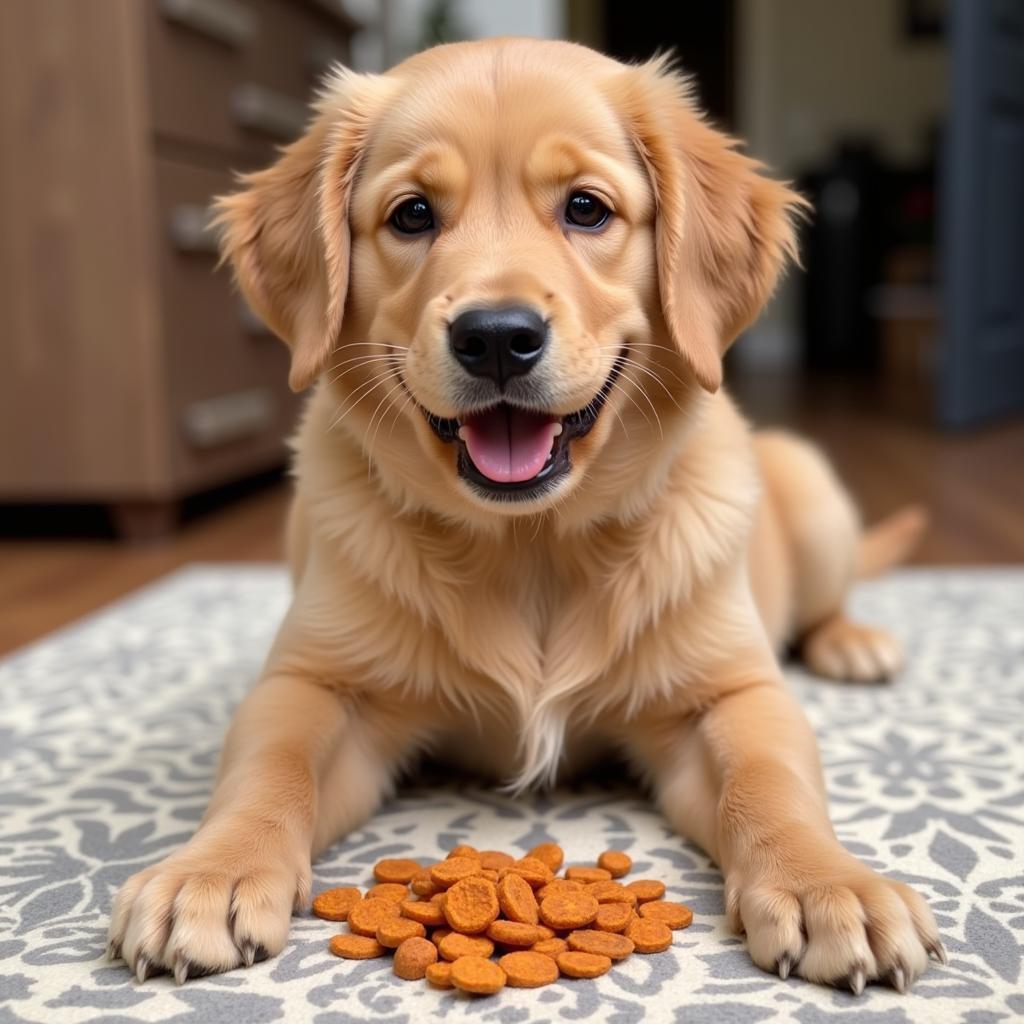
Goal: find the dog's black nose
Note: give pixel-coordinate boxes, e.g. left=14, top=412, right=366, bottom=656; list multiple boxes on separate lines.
left=449, top=306, right=547, bottom=387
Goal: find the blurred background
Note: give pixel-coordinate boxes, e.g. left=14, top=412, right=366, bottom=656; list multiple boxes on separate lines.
left=1, top=0, right=1021, bottom=653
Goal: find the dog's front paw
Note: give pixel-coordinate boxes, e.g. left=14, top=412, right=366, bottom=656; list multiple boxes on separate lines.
left=727, top=847, right=945, bottom=992
left=107, top=825, right=311, bottom=983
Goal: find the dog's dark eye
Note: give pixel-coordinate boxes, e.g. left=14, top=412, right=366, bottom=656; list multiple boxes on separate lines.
left=390, top=197, right=434, bottom=234
left=565, top=191, right=610, bottom=229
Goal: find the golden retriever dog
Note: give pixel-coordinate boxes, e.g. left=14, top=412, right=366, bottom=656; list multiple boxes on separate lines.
left=108, top=39, right=943, bottom=993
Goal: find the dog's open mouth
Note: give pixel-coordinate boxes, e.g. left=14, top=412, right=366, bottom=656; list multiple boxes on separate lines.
left=423, top=352, right=624, bottom=500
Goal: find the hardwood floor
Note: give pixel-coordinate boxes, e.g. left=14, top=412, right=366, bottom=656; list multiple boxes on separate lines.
left=2, top=379, right=1021, bottom=656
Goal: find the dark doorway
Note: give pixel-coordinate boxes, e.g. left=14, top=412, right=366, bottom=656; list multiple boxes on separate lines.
left=599, top=0, right=736, bottom=128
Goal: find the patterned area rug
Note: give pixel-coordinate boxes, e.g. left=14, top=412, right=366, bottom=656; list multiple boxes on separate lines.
left=1, top=566, right=1022, bottom=1023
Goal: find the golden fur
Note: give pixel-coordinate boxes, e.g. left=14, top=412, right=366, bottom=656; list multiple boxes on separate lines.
left=109, top=39, right=941, bottom=992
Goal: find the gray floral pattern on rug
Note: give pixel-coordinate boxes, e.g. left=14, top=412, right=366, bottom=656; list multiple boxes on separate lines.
left=1, top=566, right=1022, bottom=1023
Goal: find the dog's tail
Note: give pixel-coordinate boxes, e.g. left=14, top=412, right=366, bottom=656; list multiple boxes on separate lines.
left=856, top=504, right=929, bottom=579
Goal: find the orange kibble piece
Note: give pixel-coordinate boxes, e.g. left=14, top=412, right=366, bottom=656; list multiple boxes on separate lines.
left=486, top=920, right=542, bottom=947
left=499, top=950, right=560, bottom=987
left=626, top=917, right=673, bottom=953
left=531, top=937, right=568, bottom=959
left=638, top=901, right=693, bottom=930
left=312, top=887, right=362, bottom=922
left=430, top=892, right=447, bottom=905
left=329, top=933, right=386, bottom=959
left=586, top=880, right=635, bottom=905
left=539, top=891, right=600, bottom=930
left=399, top=898, right=446, bottom=928
left=367, top=882, right=409, bottom=903
left=393, top=936, right=438, bottom=980
left=597, top=850, right=632, bottom=878
left=479, top=850, right=515, bottom=871
left=557, top=950, right=612, bottom=978
left=442, top=876, right=500, bottom=934
left=625, top=879, right=666, bottom=903
left=450, top=955, right=507, bottom=995
left=565, top=866, right=612, bottom=884
left=594, top=902, right=635, bottom=933
left=502, top=857, right=554, bottom=888
left=566, top=929, right=634, bottom=960
left=430, top=927, right=452, bottom=947
left=438, top=931, right=495, bottom=961
left=373, top=858, right=421, bottom=884
left=481, top=868, right=499, bottom=883
left=538, top=879, right=585, bottom=901
left=425, top=960, right=454, bottom=987
left=535, top=925, right=555, bottom=940
left=527, top=843, right=565, bottom=873
left=497, top=872, right=539, bottom=925
left=376, top=916, right=426, bottom=948
left=347, top=897, right=400, bottom=936
left=410, top=869, right=439, bottom=897
left=430, top=856, right=482, bottom=888
left=447, top=844, right=481, bottom=860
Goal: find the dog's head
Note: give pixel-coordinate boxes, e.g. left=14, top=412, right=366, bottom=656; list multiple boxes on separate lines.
left=217, top=40, right=804, bottom=519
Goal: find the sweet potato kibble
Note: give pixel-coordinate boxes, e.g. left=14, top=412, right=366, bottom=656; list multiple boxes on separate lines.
left=393, top=936, right=437, bottom=980
left=450, top=955, right=507, bottom=995
left=373, top=858, right=422, bottom=884
left=317, top=844, right=691, bottom=996
left=597, top=850, right=633, bottom=878
left=312, top=886, right=362, bottom=922
left=499, top=949, right=560, bottom=987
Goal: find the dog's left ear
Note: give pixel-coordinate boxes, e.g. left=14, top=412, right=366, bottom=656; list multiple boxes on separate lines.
left=619, top=58, right=808, bottom=392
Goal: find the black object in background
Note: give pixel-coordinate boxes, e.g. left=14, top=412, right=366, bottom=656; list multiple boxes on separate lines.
left=600, top=0, right=735, bottom=128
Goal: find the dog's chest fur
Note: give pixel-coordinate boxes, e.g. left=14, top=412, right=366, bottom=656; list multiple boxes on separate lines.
left=296, top=394, right=762, bottom=787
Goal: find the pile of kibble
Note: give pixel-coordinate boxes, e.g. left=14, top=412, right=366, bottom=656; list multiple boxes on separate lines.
left=312, top=843, right=692, bottom=995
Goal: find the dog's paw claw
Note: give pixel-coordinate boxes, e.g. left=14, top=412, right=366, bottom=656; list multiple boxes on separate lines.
left=134, top=954, right=152, bottom=984
left=890, top=964, right=907, bottom=993
left=776, top=954, right=793, bottom=980
left=846, top=966, right=867, bottom=996
left=928, top=940, right=949, bottom=965
left=239, top=940, right=264, bottom=968
left=173, top=956, right=189, bottom=987
left=105, top=940, right=121, bottom=963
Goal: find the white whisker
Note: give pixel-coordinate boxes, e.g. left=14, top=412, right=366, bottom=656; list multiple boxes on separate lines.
left=327, top=370, right=401, bottom=432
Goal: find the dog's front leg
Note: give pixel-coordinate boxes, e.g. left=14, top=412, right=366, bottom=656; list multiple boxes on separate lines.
left=631, top=679, right=945, bottom=993
left=107, top=673, right=407, bottom=983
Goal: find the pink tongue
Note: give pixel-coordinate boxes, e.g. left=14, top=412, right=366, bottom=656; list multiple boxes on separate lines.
left=461, top=407, right=561, bottom=484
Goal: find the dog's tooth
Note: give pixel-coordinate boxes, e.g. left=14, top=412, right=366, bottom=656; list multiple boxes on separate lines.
left=457, top=426, right=467, bottom=441
left=552, top=423, right=563, bottom=437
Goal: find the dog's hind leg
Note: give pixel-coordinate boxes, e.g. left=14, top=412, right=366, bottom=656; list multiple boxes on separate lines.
left=751, top=431, right=926, bottom=683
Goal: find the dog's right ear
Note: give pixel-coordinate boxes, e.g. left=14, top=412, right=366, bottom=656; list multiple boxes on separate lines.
left=214, top=68, right=394, bottom=392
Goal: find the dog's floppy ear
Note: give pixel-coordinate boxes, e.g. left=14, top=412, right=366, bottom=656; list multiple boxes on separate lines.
left=214, top=68, right=393, bottom=392
left=620, top=58, right=807, bottom=392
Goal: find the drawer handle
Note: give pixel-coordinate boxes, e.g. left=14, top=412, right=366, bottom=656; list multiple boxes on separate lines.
left=159, top=0, right=257, bottom=48
left=168, top=204, right=221, bottom=254
left=183, top=389, right=275, bottom=449
left=230, top=84, right=308, bottom=140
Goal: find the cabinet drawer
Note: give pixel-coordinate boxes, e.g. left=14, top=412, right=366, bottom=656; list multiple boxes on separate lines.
left=145, top=0, right=352, bottom=160
left=153, top=157, right=299, bottom=491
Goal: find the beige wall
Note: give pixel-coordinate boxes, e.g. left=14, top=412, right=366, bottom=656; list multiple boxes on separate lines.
left=733, top=0, right=948, bottom=370
left=737, top=0, right=948, bottom=175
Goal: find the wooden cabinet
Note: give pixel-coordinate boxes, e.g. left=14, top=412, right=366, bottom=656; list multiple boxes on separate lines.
left=0, top=0, right=358, bottom=536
